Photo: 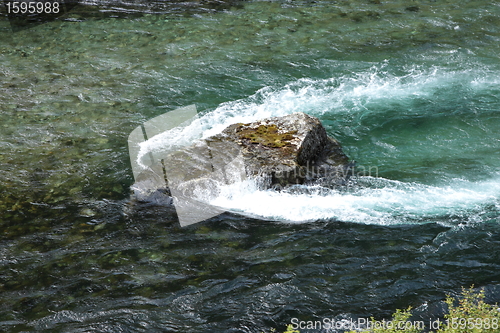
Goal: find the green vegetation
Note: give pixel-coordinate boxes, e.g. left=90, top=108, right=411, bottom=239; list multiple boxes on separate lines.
left=237, top=123, right=297, bottom=148
left=263, top=324, right=300, bottom=333
left=272, top=287, right=500, bottom=333
left=439, top=287, right=500, bottom=333
left=349, top=287, right=500, bottom=333
left=284, top=325, right=300, bottom=333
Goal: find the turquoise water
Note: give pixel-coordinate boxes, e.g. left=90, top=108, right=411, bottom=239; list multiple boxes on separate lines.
left=1, top=1, right=500, bottom=332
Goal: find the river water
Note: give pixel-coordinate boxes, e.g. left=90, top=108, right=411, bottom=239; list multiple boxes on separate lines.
left=1, top=1, right=500, bottom=332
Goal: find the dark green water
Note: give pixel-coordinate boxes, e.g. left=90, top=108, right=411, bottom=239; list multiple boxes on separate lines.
left=1, top=1, right=500, bottom=332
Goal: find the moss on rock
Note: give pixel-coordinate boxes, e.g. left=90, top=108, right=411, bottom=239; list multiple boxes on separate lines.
left=236, top=124, right=297, bottom=148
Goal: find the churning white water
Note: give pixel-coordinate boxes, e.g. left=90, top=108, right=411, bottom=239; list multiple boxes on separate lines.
left=139, top=65, right=500, bottom=225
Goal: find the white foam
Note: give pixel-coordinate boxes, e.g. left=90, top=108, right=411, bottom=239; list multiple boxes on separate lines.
left=140, top=65, right=498, bottom=157
left=198, top=65, right=497, bottom=138
left=209, top=176, right=500, bottom=225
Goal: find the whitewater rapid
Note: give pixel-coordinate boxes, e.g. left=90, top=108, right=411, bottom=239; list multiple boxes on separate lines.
left=139, top=64, right=500, bottom=225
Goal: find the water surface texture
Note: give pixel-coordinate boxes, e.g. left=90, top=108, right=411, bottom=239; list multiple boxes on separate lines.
left=1, top=1, right=500, bottom=332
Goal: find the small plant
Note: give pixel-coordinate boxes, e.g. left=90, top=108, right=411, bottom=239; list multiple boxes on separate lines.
left=439, top=287, right=500, bottom=333
left=345, top=287, right=500, bottom=333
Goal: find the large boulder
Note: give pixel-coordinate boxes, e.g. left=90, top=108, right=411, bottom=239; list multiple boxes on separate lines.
left=130, top=112, right=353, bottom=226
left=219, top=112, right=352, bottom=188
left=164, top=112, right=353, bottom=193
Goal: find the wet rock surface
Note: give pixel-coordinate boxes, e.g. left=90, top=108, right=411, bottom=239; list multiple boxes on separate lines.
left=165, top=112, right=353, bottom=193
left=215, top=112, right=353, bottom=188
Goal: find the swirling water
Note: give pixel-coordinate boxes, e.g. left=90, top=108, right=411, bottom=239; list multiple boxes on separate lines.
left=1, top=1, right=500, bottom=332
